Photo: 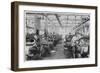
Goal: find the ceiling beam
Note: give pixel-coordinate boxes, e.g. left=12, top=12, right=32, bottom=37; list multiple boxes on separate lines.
left=55, top=14, right=63, bottom=27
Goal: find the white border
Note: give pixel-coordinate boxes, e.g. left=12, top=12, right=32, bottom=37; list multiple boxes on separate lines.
left=19, top=5, right=95, bottom=68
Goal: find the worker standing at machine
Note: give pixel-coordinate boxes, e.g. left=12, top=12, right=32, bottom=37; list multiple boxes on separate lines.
left=71, top=32, right=81, bottom=58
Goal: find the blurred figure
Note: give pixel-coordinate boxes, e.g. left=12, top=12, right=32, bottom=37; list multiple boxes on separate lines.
left=71, top=32, right=80, bottom=58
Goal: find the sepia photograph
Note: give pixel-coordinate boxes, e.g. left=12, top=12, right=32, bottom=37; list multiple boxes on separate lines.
left=24, top=11, right=90, bottom=61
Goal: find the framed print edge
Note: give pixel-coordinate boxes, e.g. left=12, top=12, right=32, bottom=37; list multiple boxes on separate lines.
left=11, top=2, right=19, bottom=71
left=93, top=6, right=98, bottom=67
left=13, top=64, right=97, bottom=72
left=11, top=1, right=98, bottom=71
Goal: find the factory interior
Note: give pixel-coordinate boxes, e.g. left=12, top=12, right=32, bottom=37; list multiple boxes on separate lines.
left=25, top=12, right=90, bottom=60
